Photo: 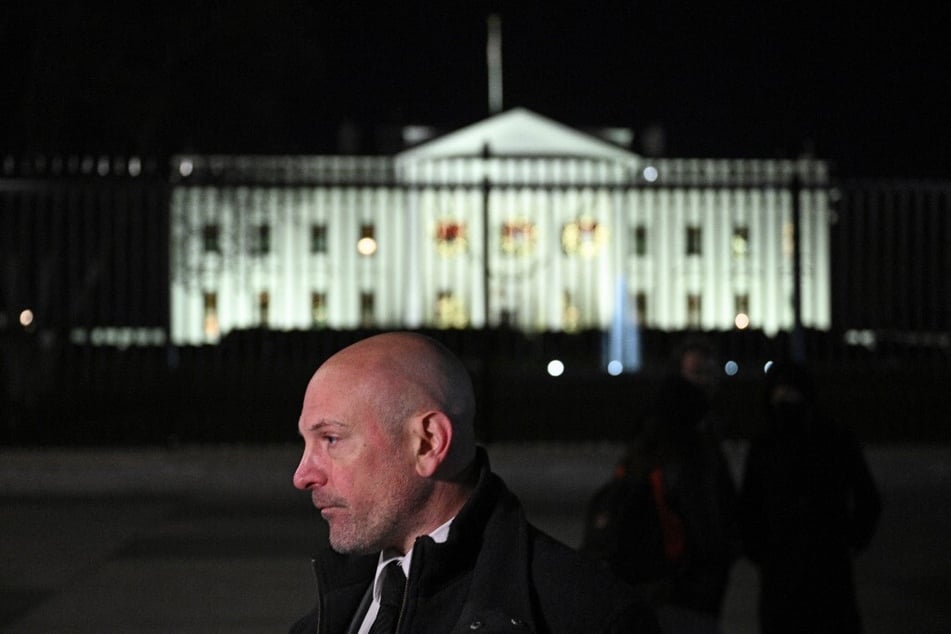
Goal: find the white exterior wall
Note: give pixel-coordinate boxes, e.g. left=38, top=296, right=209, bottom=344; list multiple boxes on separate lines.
left=396, top=152, right=634, bottom=334
left=169, top=113, right=832, bottom=345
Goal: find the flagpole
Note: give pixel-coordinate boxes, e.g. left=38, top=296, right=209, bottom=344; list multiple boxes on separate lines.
left=486, top=14, right=503, bottom=115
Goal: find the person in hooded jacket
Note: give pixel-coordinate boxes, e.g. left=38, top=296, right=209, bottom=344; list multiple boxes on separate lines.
left=290, top=331, right=660, bottom=634
left=738, top=361, right=881, bottom=634
left=583, top=339, right=741, bottom=633
left=583, top=372, right=740, bottom=634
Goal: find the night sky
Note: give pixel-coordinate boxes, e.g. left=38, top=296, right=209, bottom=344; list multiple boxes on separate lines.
left=1, top=1, right=948, bottom=178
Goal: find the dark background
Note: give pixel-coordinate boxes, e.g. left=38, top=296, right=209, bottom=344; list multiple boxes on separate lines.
left=2, top=1, right=949, bottom=178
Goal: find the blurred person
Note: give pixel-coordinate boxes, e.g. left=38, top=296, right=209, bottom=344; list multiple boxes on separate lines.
left=290, top=331, right=660, bottom=634
left=583, top=342, right=740, bottom=633
left=675, top=339, right=734, bottom=443
left=678, top=339, right=719, bottom=395
left=738, top=361, right=881, bottom=634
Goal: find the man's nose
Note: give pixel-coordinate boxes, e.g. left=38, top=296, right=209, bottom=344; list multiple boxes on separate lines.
left=293, top=452, right=327, bottom=490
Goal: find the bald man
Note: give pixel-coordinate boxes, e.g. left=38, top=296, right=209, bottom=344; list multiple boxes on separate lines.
left=290, top=332, right=659, bottom=634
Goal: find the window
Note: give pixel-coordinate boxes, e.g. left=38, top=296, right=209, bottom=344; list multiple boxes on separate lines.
left=732, top=226, right=749, bottom=259
left=435, top=220, right=468, bottom=256
left=782, top=222, right=796, bottom=257
left=311, top=292, right=327, bottom=327
left=498, top=308, right=518, bottom=328
left=562, top=290, right=580, bottom=332
left=360, top=292, right=375, bottom=326
left=634, top=291, right=648, bottom=325
left=258, top=291, right=270, bottom=326
left=561, top=217, right=605, bottom=258
left=735, top=294, right=750, bottom=329
left=687, top=293, right=702, bottom=329
left=203, top=291, right=219, bottom=337
left=311, top=224, right=327, bottom=254
left=735, top=293, right=750, bottom=315
left=252, top=224, right=271, bottom=256
left=500, top=219, right=536, bottom=256
left=631, top=225, right=648, bottom=257
left=357, top=224, right=377, bottom=256
left=202, top=224, right=220, bottom=254
left=686, top=226, right=702, bottom=256
left=434, top=290, right=468, bottom=328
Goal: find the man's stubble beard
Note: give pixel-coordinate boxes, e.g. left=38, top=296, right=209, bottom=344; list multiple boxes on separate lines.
left=328, top=462, right=434, bottom=555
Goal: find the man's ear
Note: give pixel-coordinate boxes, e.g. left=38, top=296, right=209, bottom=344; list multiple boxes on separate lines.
left=411, top=410, right=453, bottom=478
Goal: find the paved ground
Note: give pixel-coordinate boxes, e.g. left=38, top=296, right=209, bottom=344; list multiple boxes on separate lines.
left=1, top=442, right=949, bottom=633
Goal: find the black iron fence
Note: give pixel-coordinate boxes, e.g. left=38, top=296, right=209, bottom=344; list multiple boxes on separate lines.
left=1, top=158, right=949, bottom=445
left=831, top=179, right=951, bottom=335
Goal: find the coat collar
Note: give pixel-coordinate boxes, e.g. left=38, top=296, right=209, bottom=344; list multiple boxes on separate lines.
left=312, top=447, right=539, bottom=632
left=414, top=447, right=539, bottom=631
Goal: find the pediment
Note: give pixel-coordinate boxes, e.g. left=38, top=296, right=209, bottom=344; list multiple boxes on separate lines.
left=397, top=108, right=637, bottom=162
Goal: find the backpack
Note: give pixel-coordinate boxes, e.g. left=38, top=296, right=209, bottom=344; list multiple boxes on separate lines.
left=581, top=466, right=686, bottom=586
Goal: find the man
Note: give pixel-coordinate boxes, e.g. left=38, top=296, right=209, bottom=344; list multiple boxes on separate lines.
left=291, top=331, right=659, bottom=633
left=677, top=340, right=718, bottom=395
left=739, top=361, right=880, bottom=633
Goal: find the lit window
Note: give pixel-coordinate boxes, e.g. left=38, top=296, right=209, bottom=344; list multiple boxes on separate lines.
left=782, top=222, right=795, bottom=257
left=311, top=292, right=327, bottom=327
left=203, top=291, right=219, bottom=337
left=258, top=291, right=270, bottom=326
left=434, top=290, right=468, bottom=328
left=500, top=219, right=537, bottom=256
left=357, top=224, right=377, bottom=256
left=563, top=291, right=580, bottom=332
left=686, top=226, right=702, bottom=256
left=732, top=226, right=749, bottom=259
left=435, top=220, right=468, bottom=256
left=735, top=294, right=750, bottom=329
left=687, top=293, right=702, bottom=329
left=561, top=217, right=606, bottom=258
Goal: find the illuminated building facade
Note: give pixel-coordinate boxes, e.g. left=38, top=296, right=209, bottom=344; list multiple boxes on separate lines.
left=170, top=108, right=831, bottom=345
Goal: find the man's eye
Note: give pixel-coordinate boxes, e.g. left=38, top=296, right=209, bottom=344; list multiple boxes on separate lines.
left=323, top=435, right=339, bottom=446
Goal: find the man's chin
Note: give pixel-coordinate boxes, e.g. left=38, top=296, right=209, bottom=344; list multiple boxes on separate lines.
left=328, top=533, right=375, bottom=556
left=330, top=544, right=377, bottom=556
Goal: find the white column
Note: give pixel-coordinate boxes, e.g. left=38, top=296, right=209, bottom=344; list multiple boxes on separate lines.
left=596, top=188, right=615, bottom=328
left=812, top=193, right=832, bottom=329
left=404, top=186, right=423, bottom=327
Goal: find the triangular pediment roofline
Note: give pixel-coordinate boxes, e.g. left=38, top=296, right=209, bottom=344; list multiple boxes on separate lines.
left=396, top=107, right=639, bottom=163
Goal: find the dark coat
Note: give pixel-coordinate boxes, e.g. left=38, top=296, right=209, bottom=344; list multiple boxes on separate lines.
left=290, top=448, right=660, bottom=634
left=739, top=414, right=881, bottom=633
left=586, top=376, right=740, bottom=617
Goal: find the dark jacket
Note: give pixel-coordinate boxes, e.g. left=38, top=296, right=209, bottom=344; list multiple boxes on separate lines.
left=586, top=376, right=739, bottom=616
left=738, top=405, right=881, bottom=633
left=290, top=447, right=660, bottom=633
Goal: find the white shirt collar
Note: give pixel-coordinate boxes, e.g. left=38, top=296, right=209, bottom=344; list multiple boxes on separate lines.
left=375, top=515, right=454, bottom=589
left=359, top=517, right=455, bottom=634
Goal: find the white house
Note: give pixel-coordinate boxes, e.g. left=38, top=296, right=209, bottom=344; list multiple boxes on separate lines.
left=169, top=108, right=831, bottom=348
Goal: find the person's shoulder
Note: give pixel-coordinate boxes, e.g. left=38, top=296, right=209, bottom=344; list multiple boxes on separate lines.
left=528, top=528, right=661, bottom=633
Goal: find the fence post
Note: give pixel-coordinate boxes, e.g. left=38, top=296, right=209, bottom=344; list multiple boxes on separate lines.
left=791, top=172, right=805, bottom=362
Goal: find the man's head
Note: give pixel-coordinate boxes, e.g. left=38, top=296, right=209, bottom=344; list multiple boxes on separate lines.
left=677, top=340, right=718, bottom=392
left=293, top=332, right=477, bottom=555
left=764, top=360, right=817, bottom=432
